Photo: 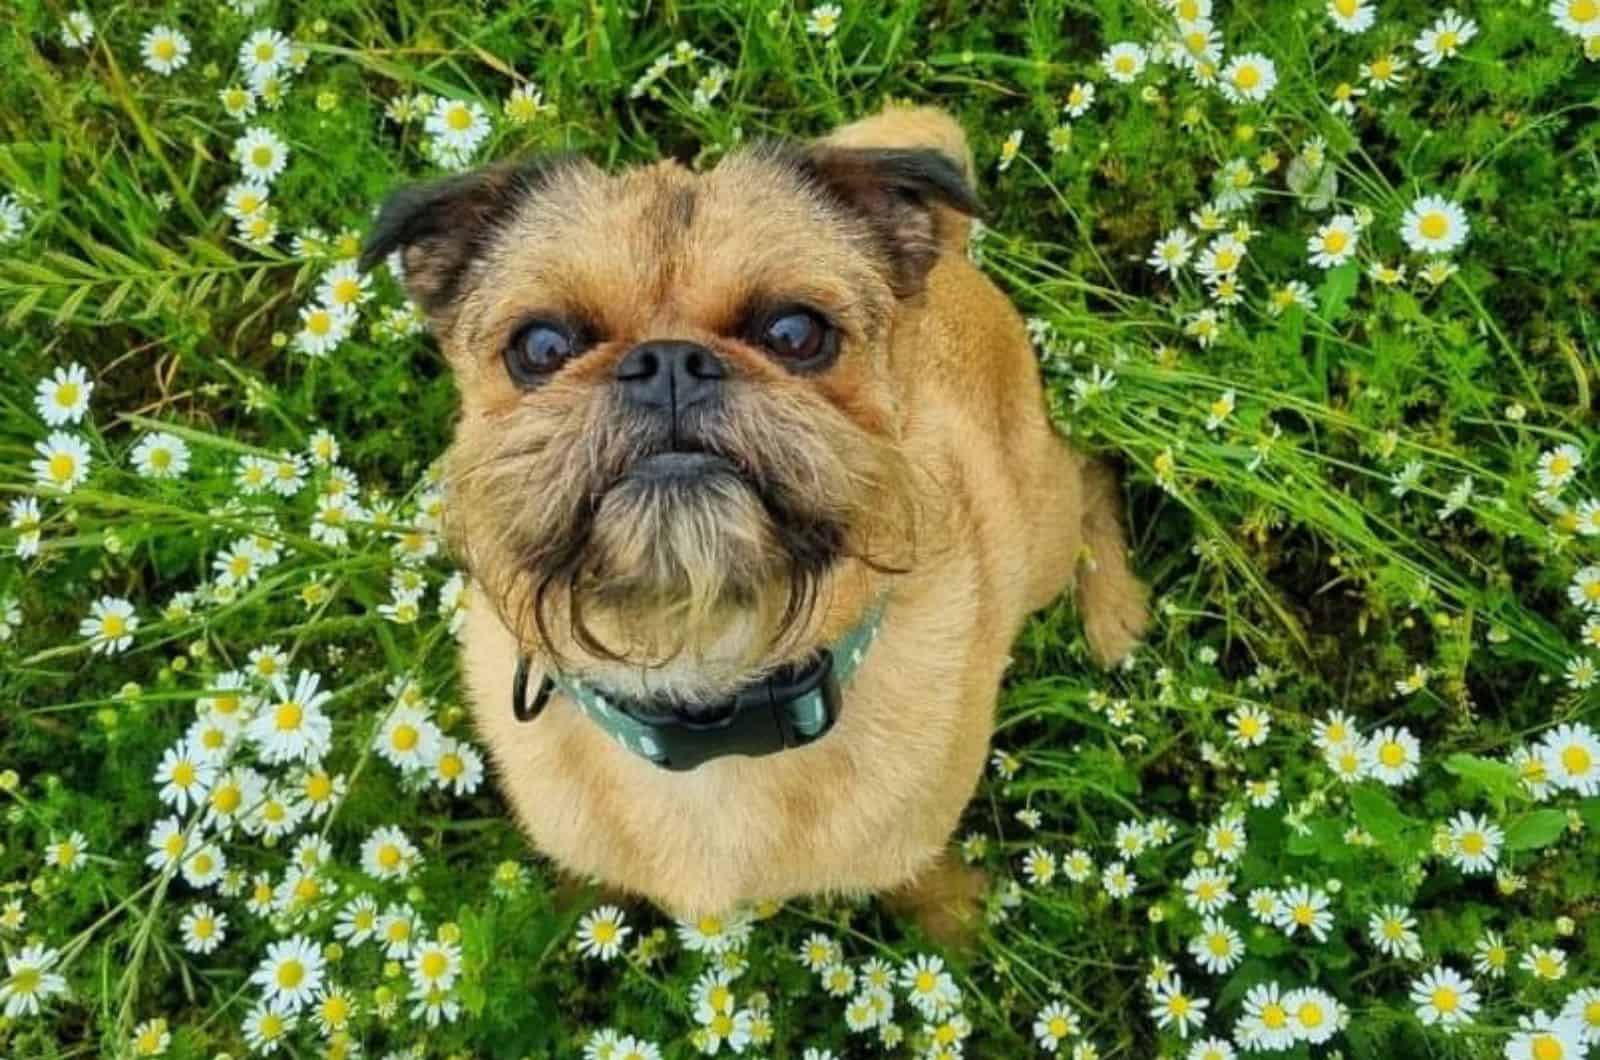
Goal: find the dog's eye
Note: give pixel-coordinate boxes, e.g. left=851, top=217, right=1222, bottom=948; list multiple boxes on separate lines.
left=505, top=321, right=577, bottom=384
left=758, top=308, right=835, bottom=367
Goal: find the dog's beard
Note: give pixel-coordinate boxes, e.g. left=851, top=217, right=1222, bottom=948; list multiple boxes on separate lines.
left=446, top=380, right=911, bottom=670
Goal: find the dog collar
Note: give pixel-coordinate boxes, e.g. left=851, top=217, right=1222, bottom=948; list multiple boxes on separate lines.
left=511, top=601, right=885, bottom=772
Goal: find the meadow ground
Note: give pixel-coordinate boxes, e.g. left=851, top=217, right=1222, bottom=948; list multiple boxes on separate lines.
left=1, top=1, right=1598, bottom=1058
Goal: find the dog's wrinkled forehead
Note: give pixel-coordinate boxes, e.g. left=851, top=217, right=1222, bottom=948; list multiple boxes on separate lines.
left=462, top=151, right=888, bottom=348
left=359, top=143, right=978, bottom=346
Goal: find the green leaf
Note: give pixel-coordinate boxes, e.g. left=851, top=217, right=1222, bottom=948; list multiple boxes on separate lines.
left=1315, top=262, right=1360, bottom=325
left=1503, top=810, right=1568, bottom=852
left=1349, top=784, right=1421, bottom=852
left=1443, top=753, right=1525, bottom=803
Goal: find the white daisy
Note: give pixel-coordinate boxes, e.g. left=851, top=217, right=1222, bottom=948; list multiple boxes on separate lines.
left=1414, top=10, right=1477, bottom=67
left=1064, top=80, right=1095, bottom=117
left=676, top=909, right=752, bottom=955
left=247, top=669, right=334, bottom=765
left=1102, top=859, right=1136, bottom=899
left=334, top=894, right=381, bottom=946
left=1307, top=214, right=1360, bottom=268
left=1149, top=227, right=1196, bottom=275
left=1550, top=0, right=1600, bottom=38
left=805, top=3, right=842, bottom=38
left=576, top=905, right=631, bottom=961
left=293, top=301, right=355, bottom=358
left=239, top=29, right=292, bottom=81
left=1505, top=1010, right=1585, bottom=1060
left=1034, top=1000, right=1078, bottom=1053
left=1218, top=53, right=1277, bottom=103
left=1559, top=987, right=1600, bottom=1045
left=1150, top=973, right=1208, bottom=1039
left=1189, top=916, right=1244, bottom=974
left=154, top=739, right=216, bottom=814
left=145, top=816, right=190, bottom=873
left=1410, top=965, right=1479, bottom=1030
left=1101, top=42, right=1148, bottom=83
left=0, top=944, right=68, bottom=1017
left=374, top=704, right=443, bottom=771
left=408, top=936, right=462, bottom=993
left=141, top=25, right=191, bottom=75
left=130, top=431, right=191, bottom=479
left=1327, top=0, right=1376, bottom=33
left=1540, top=722, right=1600, bottom=795
left=1365, top=725, right=1421, bottom=785
left=425, top=97, right=492, bottom=156
left=180, top=842, right=226, bottom=889
left=60, top=11, right=95, bottom=48
left=360, top=825, right=421, bottom=881
left=32, top=431, right=92, bottom=492
left=180, top=903, right=227, bottom=954
left=250, top=935, right=325, bottom=1012
left=34, top=363, right=93, bottom=425
left=223, top=181, right=270, bottom=221
left=1283, top=987, right=1342, bottom=1045
left=429, top=737, right=485, bottom=795
left=235, top=126, right=289, bottom=184
left=316, top=261, right=371, bottom=312
left=80, top=595, right=138, bottom=654
left=1274, top=884, right=1333, bottom=941
left=1538, top=444, right=1583, bottom=490
left=1400, top=195, right=1469, bottom=255
left=1368, top=904, right=1423, bottom=959
left=241, top=999, right=296, bottom=1054
left=1234, top=981, right=1296, bottom=1051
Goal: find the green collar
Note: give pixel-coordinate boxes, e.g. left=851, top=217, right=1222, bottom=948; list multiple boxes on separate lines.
left=511, top=601, right=885, bottom=772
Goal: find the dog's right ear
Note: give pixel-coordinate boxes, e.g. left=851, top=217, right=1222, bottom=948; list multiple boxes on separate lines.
left=358, top=155, right=577, bottom=320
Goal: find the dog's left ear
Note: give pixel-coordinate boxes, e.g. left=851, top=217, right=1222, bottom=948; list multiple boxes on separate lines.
left=800, top=146, right=982, bottom=297
left=358, top=155, right=577, bottom=321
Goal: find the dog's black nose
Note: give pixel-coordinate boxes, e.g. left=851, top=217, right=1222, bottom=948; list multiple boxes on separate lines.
left=614, top=340, right=727, bottom=413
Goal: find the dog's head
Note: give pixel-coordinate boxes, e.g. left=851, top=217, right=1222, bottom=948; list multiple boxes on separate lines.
left=361, top=138, right=977, bottom=693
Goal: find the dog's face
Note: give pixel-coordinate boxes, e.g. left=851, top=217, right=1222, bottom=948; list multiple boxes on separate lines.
left=362, top=142, right=976, bottom=693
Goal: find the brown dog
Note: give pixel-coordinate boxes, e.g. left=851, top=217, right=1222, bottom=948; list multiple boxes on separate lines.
left=361, top=106, right=1146, bottom=941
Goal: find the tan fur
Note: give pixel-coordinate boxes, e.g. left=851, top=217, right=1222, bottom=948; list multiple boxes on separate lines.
left=414, top=107, right=1147, bottom=933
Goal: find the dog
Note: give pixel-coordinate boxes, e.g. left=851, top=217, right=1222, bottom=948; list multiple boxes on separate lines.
left=360, top=106, right=1147, bottom=942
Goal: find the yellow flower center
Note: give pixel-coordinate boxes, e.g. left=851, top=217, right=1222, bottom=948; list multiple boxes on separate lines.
left=1571, top=0, right=1598, bottom=20
left=1294, top=904, right=1315, bottom=925
left=294, top=877, right=318, bottom=902
left=915, top=970, right=936, bottom=993
left=154, top=39, right=177, bottom=61
left=1169, top=995, right=1191, bottom=1016
left=1234, top=65, right=1261, bottom=90
left=333, top=277, right=361, bottom=304
left=191, top=852, right=213, bottom=875
left=1533, top=1035, right=1564, bottom=1060
left=1460, top=832, right=1485, bottom=855
left=447, top=105, right=472, bottom=131
left=439, top=753, right=464, bottom=778
left=1436, top=30, right=1458, bottom=51
left=1371, top=57, right=1394, bottom=79
left=1335, top=0, right=1359, bottom=14
left=378, top=844, right=401, bottom=869
left=193, top=917, right=214, bottom=938
left=1115, top=56, right=1135, bottom=74
left=1379, top=742, right=1406, bottom=767
left=101, top=614, right=126, bottom=638
left=1322, top=229, right=1349, bottom=254
left=1537, top=955, right=1560, bottom=977
left=1262, top=1003, right=1287, bottom=1029
left=275, top=702, right=303, bottom=730
left=49, top=452, right=77, bottom=483
left=55, top=382, right=80, bottom=408
left=321, top=994, right=351, bottom=1024
left=1299, top=1002, right=1324, bottom=1027
left=259, top=1012, right=285, bottom=1039
left=1563, top=745, right=1592, bottom=775
left=1433, top=986, right=1458, bottom=1012
left=277, top=959, right=304, bottom=989
left=1048, top=1017, right=1068, bottom=1038
left=164, top=833, right=185, bottom=858
left=306, top=773, right=333, bottom=801
left=391, top=724, right=418, bottom=751
left=251, top=145, right=274, bottom=168
left=592, top=920, right=617, bottom=943
left=421, top=951, right=448, bottom=979
left=212, top=785, right=241, bottom=813
left=306, top=310, right=331, bottom=336
left=151, top=448, right=173, bottom=469
left=255, top=42, right=276, bottom=62
left=1209, top=935, right=1231, bottom=956
left=1419, top=212, right=1449, bottom=240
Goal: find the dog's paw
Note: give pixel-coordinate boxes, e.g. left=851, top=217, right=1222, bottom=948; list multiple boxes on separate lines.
left=1082, top=579, right=1149, bottom=666
left=886, top=856, right=989, bottom=953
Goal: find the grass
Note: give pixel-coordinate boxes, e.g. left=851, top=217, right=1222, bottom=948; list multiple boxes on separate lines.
left=1, top=0, right=1598, bottom=1058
